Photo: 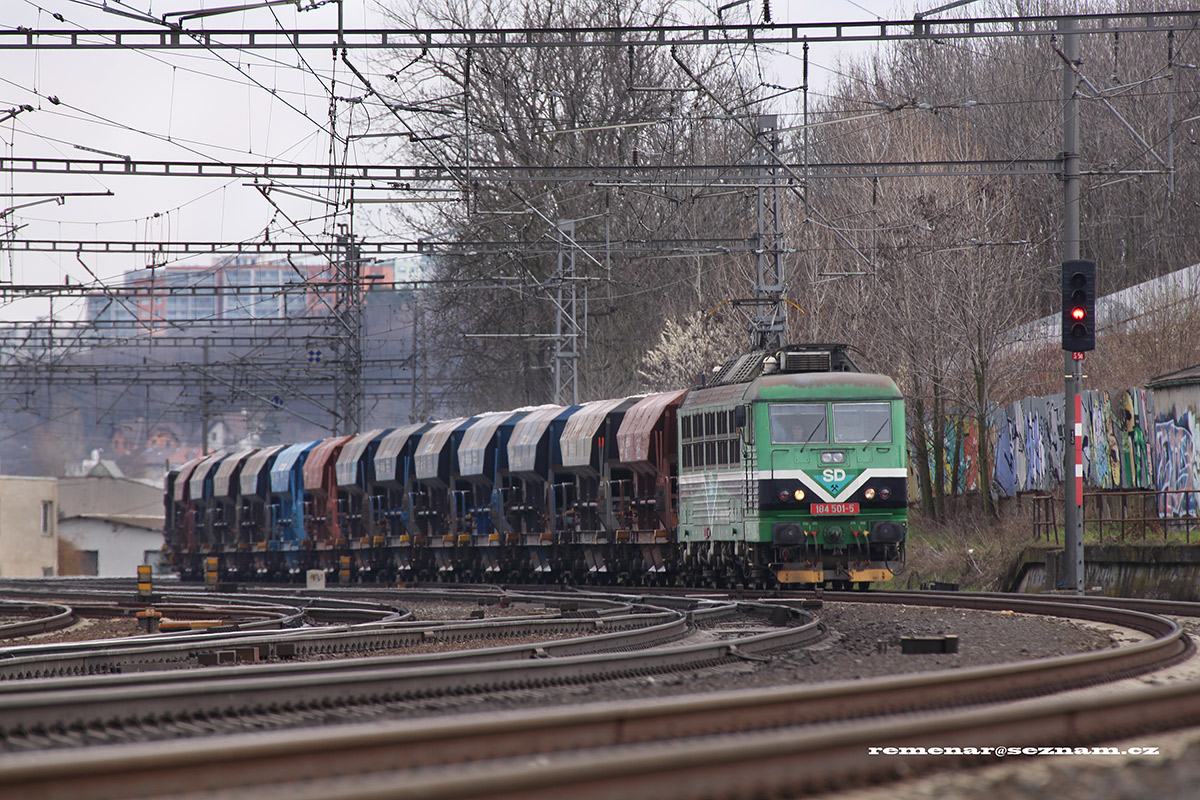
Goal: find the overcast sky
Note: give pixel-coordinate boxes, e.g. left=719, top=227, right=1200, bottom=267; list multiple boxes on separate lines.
left=1, top=0, right=913, bottom=323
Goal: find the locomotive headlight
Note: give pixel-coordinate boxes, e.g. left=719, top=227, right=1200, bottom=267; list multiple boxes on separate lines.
left=793, top=489, right=806, bottom=501
left=864, top=488, right=876, bottom=500
left=820, top=451, right=846, bottom=464
left=779, top=490, right=790, bottom=501
left=880, top=487, right=892, bottom=499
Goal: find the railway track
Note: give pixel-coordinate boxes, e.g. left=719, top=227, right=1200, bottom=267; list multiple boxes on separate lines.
left=0, top=587, right=822, bottom=753
left=0, top=587, right=1196, bottom=798
left=0, top=600, right=76, bottom=639
left=0, top=590, right=683, bottom=679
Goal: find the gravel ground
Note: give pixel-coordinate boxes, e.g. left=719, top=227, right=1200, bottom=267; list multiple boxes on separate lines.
left=0, top=599, right=1124, bottom=679
left=811, top=610, right=1200, bottom=800
left=245, top=600, right=1115, bottom=687
left=0, top=615, right=144, bottom=645
left=295, top=601, right=1117, bottom=720
left=280, top=601, right=1200, bottom=800
left=391, top=598, right=556, bottom=620
left=13, top=593, right=1197, bottom=800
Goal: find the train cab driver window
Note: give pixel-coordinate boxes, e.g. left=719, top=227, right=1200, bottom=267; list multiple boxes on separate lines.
left=769, top=404, right=827, bottom=445
left=832, top=402, right=892, bottom=444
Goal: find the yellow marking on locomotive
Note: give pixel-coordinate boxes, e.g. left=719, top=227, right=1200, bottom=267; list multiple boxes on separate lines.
left=847, top=568, right=894, bottom=583
left=776, top=568, right=824, bottom=584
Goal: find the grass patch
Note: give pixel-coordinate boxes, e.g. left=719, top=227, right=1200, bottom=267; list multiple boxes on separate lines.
left=899, top=506, right=1039, bottom=592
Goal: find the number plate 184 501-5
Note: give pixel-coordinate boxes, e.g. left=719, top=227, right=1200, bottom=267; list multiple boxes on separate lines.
left=810, top=502, right=859, bottom=515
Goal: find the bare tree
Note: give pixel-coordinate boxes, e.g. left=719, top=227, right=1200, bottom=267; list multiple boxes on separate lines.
left=782, top=0, right=1200, bottom=514
left=369, top=0, right=770, bottom=411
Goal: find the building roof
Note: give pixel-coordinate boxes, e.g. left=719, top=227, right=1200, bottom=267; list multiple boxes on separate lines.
left=1147, top=363, right=1200, bottom=389
left=59, top=513, right=163, bottom=532
left=85, top=459, right=124, bottom=479
left=58, top=475, right=164, bottom=522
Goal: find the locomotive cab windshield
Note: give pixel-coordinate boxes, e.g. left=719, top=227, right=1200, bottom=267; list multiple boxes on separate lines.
left=768, top=403, right=826, bottom=444
left=769, top=401, right=892, bottom=446
left=832, top=402, right=892, bottom=444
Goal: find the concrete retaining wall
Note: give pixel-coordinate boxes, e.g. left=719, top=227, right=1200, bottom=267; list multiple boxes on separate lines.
left=1010, top=545, right=1200, bottom=601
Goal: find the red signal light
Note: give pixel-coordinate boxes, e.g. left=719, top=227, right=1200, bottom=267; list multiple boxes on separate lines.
left=1071, top=307, right=1086, bottom=321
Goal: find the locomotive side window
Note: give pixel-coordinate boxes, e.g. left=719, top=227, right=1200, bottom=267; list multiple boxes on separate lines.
left=768, top=404, right=827, bottom=444
left=680, top=407, right=745, bottom=470
left=832, top=402, right=892, bottom=443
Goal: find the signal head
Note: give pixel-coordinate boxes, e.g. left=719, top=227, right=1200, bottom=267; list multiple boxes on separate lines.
left=1061, top=259, right=1096, bottom=352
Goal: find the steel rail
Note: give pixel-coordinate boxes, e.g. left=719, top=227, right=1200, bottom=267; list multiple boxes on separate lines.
left=0, top=606, right=703, bottom=691
left=0, top=597, right=309, bottom=642
left=806, top=589, right=1200, bottom=619
left=138, top=678, right=1200, bottom=800
left=0, top=607, right=820, bottom=740
left=0, top=597, right=1190, bottom=799
left=938, top=590, right=1200, bottom=619
left=0, top=586, right=711, bottom=681
left=0, top=586, right=402, bottom=618
left=0, top=609, right=689, bottom=681
left=0, top=588, right=652, bottom=678
left=0, top=602, right=75, bottom=640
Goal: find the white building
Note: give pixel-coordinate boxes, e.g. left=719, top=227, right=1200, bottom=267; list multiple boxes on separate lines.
left=57, top=474, right=164, bottom=577
left=0, top=476, right=58, bottom=577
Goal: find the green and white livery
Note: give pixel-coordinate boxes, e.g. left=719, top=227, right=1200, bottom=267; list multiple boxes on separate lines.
left=677, top=345, right=906, bottom=588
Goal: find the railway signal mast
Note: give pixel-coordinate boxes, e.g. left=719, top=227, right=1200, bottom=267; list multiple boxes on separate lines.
left=1060, top=17, right=1088, bottom=595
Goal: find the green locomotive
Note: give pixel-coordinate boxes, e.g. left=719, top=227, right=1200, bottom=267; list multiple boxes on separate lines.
left=677, top=344, right=906, bottom=588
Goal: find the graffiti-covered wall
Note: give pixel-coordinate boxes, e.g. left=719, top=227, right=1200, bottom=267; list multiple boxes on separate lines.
left=1150, top=383, right=1200, bottom=517
left=917, top=387, right=1157, bottom=500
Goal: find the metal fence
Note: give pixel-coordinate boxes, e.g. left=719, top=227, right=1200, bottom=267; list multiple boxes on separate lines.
left=1032, top=490, right=1197, bottom=544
